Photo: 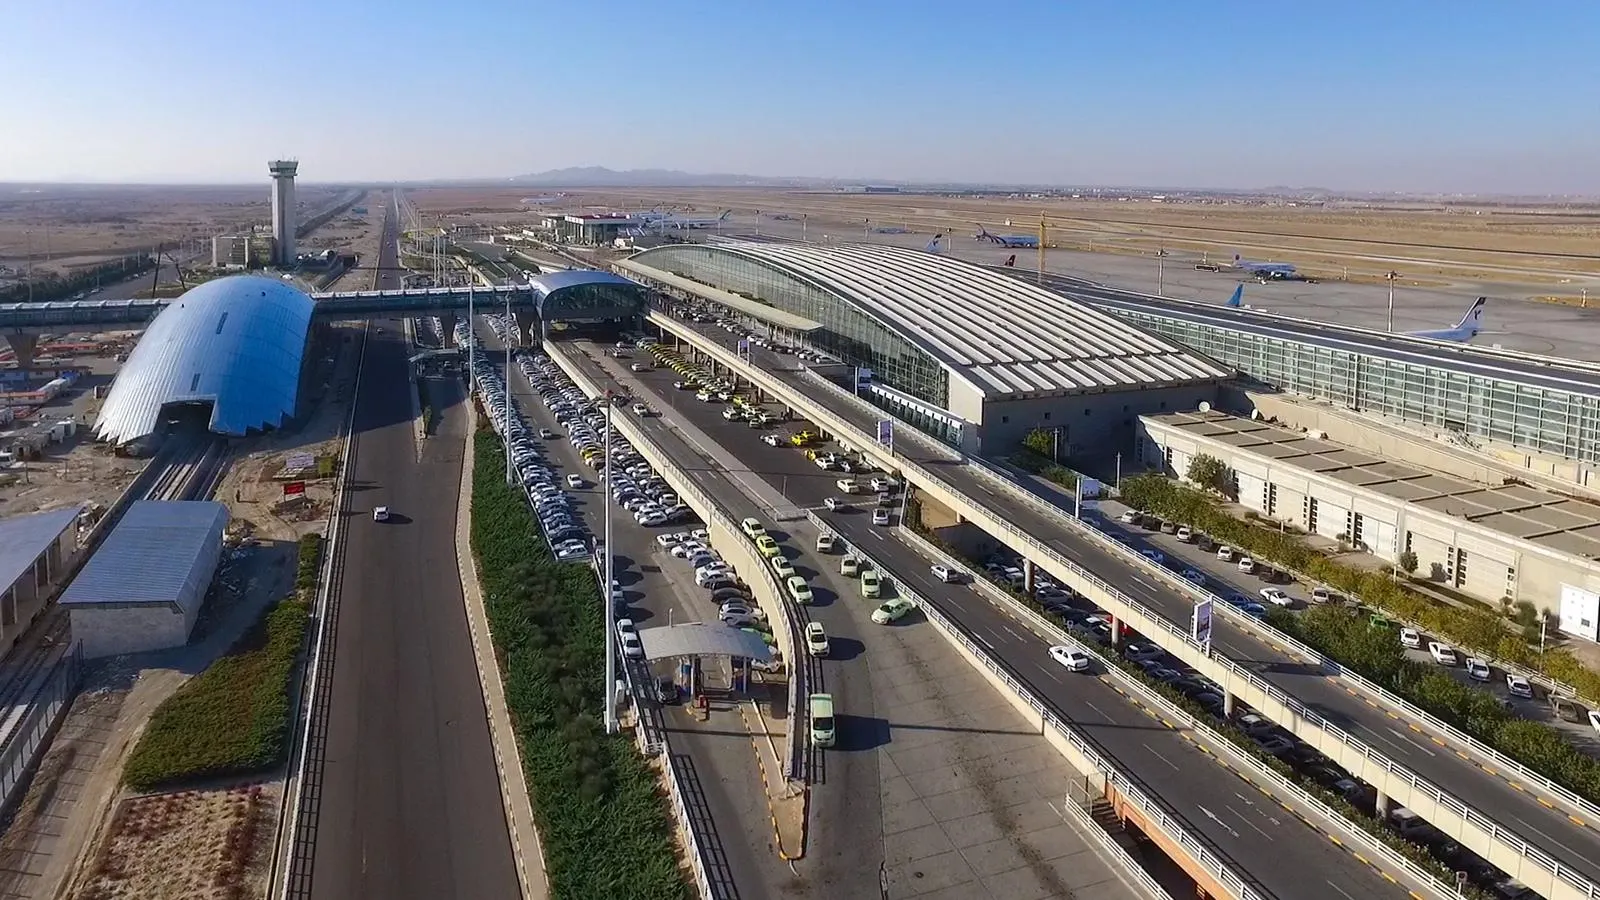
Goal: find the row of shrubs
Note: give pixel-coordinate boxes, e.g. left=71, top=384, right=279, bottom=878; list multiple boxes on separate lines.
left=1120, top=473, right=1600, bottom=805
left=468, top=430, right=689, bottom=900
left=124, top=537, right=319, bottom=791
left=909, top=493, right=1498, bottom=896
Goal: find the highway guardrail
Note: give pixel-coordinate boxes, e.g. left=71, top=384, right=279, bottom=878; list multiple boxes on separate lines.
left=897, top=523, right=1456, bottom=900
left=809, top=509, right=1260, bottom=900
left=649, top=312, right=1600, bottom=899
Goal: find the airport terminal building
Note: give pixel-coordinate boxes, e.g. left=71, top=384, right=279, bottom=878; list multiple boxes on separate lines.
left=620, top=241, right=1229, bottom=454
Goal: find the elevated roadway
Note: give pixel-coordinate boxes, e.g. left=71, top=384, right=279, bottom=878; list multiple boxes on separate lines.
left=557, top=336, right=1432, bottom=900
left=551, top=342, right=1169, bottom=900
left=297, top=204, right=519, bottom=899
left=648, top=311, right=1600, bottom=900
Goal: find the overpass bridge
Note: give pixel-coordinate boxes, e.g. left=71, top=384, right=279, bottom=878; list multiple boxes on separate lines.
left=0, top=270, right=650, bottom=367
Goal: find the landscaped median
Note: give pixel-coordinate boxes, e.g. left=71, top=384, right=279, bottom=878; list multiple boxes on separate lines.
left=468, top=429, right=689, bottom=900
left=1118, top=472, right=1600, bottom=806
left=122, top=534, right=320, bottom=791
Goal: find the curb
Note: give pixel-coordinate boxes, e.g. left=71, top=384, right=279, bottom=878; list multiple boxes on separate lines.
left=737, top=701, right=806, bottom=862
left=455, top=409, right=550, bottom=900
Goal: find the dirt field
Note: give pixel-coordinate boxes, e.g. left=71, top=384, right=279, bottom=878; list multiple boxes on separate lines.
left=406, top=185, right=1600, bottom=284
left=0, top=183, right=355, bottom=278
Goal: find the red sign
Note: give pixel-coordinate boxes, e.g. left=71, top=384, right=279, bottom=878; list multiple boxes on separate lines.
left=283, top=481, right=306, bottom=497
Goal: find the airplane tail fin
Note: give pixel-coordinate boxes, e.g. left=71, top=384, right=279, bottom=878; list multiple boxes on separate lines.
left=925, top=234, right=944, bottom=254
left=719, top=210, right=731, bottom=220
left=1226, top=285, right=1244, bottom=307
left=1455, top=297, right=1487, bottom=333
left=1004, top=254, right=1016, bottom=267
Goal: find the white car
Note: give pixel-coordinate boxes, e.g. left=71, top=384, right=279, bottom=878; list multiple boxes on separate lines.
left=1174, top=526, right=1193, bottom=542
left=1399, top=627, right=1423, bottom=649
left=1506, top=674, right=1535, bottom=699
left=1465, top=658, right=1491, bottom=682
left=654, top=533, right=682, bottom=549
left=761, top=434, right=783, bottom=446
left=566, top=474, right=584, bottom=489
left=373, top=506, right=390, bottom=522
left=1140, top=549, right=1165, bottom=565
left=815, top=533, right=836, bottom=553
left=1118, top=510, right=1141, bottom=525
left=632, top=403, right=649, bottom=415
left=804, top=622, right=830, bottom=657
left=872, top=508, right=891, bottom=526
left=931, top=564, right=960, bottom=583
left=1049, top=645, right=1091, bottom=672
left=836, top=478, right=860, bottom=494
left=1259, top=588, right=1292, bottom=607
left=1428, top=641, right=1459, bottom=666
left=823, top=497, right=845, bottom=511
left=616, top=620, right=644, bottom=659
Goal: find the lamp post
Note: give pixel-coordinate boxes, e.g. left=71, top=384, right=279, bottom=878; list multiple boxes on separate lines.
left=1157, top=247, right=1167, bottom=297
left=1386, top=271, right=1399, bottom=333
left=603, top=400, right=617, bottom=734
left=504, top=287, right=513, bottom=484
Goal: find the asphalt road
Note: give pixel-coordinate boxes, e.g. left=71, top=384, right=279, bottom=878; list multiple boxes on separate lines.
left=573, top=338, right=1414, bottom=900
left=306, top=199, right=520, bottom=900
left=663, top=318, right=1600, bottom=886
left=554, top=344, right=888, bottom=898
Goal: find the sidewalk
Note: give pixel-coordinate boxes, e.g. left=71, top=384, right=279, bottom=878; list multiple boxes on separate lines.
left=453, top=406, right=549, bottom=900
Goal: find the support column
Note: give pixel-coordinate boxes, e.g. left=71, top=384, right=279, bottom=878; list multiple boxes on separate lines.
left=1108, top=615, right=1121, bottom=646
left=1374, top=789, right=1393, bottom=819
left=514, top=310, right=537, bottom=347
left=438, top=313, right=459, bottom=346
left=3, top=332, right=37, bottom=370
left=1023, top=559, right=1036, bottom=596
left=1223, top=689, right=1236, bottom=718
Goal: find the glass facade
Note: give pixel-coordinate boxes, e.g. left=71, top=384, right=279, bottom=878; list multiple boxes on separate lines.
left=633, top=246, right=950, bottom=407
left=1111, top=310, right=1600, bottom=464
left=539, top=283, right=648, bottom=319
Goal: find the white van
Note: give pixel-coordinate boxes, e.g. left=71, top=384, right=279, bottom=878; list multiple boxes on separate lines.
left=809, top=693, right=836, bottom=748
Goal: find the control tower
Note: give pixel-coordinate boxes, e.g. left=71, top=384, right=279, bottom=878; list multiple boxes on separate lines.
left=268, top=159, right=298, bottom=266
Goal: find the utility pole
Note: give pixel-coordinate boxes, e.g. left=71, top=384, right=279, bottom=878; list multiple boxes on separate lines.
left=1386, top=271, right=1399, bottom=332
left=1157, top=246, right=1166, bottom=297
left=1037, top=214, right=1046, bottom=286
left=504, top=288, right=513, bottom=484
left=603, top=400, right=617, bottom=734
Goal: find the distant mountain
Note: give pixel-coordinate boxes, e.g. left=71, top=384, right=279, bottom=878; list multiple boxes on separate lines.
left=505, top=167, right=860, bottom=188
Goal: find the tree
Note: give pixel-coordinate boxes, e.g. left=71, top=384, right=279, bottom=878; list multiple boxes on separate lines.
left=1186, top=453, right=1228, bottom=493
left=1397, top=550, right=1418, bottom=576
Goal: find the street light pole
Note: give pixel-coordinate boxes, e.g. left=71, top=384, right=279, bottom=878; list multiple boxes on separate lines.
left=1386, top=271, right=1398, bottom=333
left=603, top=401, right=617, bottom=734
left=1157, top=247, right=1166, bottom=297
left=504, top=287, right=513, bottom=484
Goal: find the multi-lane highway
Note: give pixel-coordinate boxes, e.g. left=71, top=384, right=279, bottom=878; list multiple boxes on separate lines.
left=301, top=198, right=520, bottom=899
left=557, top=338, right=1426, bottom=900
left=653, top=315, right=1600, bottom=887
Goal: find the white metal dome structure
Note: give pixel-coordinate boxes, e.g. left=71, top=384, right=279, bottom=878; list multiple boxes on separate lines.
left=95, top=275, right=314, bottom=444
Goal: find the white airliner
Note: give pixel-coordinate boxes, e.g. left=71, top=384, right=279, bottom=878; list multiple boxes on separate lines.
left=651, top=210, right=732, bottom=230
left=1227, top=287, right=1487, bottom=343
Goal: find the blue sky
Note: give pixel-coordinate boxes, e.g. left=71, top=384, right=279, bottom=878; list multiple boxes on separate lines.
left=3, top=1, right=1596, bottom=193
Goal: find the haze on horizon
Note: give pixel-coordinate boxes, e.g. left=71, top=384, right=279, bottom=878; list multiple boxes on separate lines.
left=3, top=0, right=1596, bottom=195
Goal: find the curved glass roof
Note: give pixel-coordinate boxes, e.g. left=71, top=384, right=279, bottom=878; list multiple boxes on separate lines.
left=634, top=241, right=1228, bottom=398
left=95, top=275, right=314, bottom=444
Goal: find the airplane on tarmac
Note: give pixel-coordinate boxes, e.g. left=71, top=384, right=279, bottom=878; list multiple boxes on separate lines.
left=1230, top=253, right=1297, bottom=278
left=1225, top=286, right=1487, bottom=343
left=974, top=225, right=1039, bottom=249
left=924, top=234, right=944, bottom=254
left=873, top=225, right=910, bottom=234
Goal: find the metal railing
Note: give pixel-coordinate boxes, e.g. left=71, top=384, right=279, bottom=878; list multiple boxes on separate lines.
left=0, top=642, right=83, bottom=818
left=896, top=525, right=1460, bottom=900
left=657, top=313, right=1600, bottom=898
left=815, top=513, right=1261, bottom=900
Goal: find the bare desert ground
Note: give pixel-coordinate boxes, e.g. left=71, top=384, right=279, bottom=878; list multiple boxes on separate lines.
left=406, top=185, right=1600, bottom=284
left=0, top=183, right=355, bottom=278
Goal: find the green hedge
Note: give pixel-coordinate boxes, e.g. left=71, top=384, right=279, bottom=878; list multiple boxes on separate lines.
left=469, top=431, right=688, bottom=900
left=1121, top=474, right=1600, bottom=803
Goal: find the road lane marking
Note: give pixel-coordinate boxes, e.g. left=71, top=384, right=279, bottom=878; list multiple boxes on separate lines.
left=1143, top=743, right=1181, bottom=770
left=1196, top=805, right=1240, bottom=839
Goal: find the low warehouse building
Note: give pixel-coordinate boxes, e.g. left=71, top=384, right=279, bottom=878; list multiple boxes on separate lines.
left=0, top=505, right=84, bottom=654
left=1137, top=409, right=1600, bottom=633
left=61, top=500, right=229, bottom=658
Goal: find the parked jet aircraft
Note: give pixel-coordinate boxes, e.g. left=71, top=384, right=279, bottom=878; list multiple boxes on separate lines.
left=1230, top=253, right=1297, bottom=278
left=652, top=210, right=732, bottom=230
left=975, top=226, right=1039, bottom=249
left=873, top=225, right=910, bottom=234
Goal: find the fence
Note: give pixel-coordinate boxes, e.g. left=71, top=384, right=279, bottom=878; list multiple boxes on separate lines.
left=0, top=642, right=83, bottom=818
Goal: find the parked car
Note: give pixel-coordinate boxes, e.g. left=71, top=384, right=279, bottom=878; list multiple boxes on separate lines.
left=871, top=598, right=914, bottom=624
left=1428, top=642, right=1459, bottom=666
left=1399, top=627, right=1424, bottom=650
left=804, top=622, right=830, bottom=657
left=1465, top=658, right=1491, bottom=681
left=1049, top=645, right=1091, bottom=672
left=931, top=564, right=960, bottom=583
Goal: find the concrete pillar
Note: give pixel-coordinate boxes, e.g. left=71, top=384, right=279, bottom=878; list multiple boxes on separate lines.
left=1, top=587, right=14, bottom=628
left=514, top=310, right=537, bottom=347
left=1223, top=689, right=1236, bottom=718
left=439, top=313, right=459, bottom=346
left=1374, top=789, right=1393, bottom=819
left=3, top=332, right=37, bottom=370
left=1108, top=615, right=1121, bottom=646
left=1023, top=559, right=1036, bottom=596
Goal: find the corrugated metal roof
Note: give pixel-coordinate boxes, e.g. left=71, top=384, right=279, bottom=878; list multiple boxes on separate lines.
left=636, top=241, right=1229, bottom=398
left=0, top=506, right=83, bottom=591
left=60, top=501, right=228, bottom=609
left=637, top=622, right=774, bottom=661
left=95, top=275, right=314, bottom=444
